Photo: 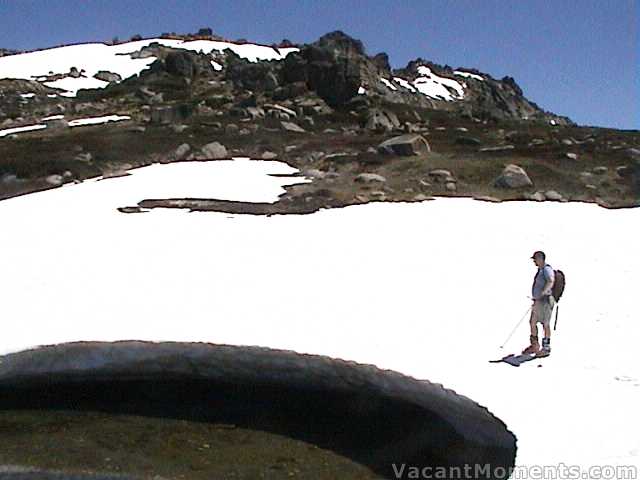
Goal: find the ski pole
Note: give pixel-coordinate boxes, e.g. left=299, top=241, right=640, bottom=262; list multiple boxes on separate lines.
left=499, top=306, right=532, bottom=349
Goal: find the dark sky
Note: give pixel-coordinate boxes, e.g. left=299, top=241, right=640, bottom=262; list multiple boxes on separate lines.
left=1, top=0, right=638, bottom=129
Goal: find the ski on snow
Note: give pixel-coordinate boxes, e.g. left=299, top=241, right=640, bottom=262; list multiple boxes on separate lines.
left=489, top=352, right=549, bottom=367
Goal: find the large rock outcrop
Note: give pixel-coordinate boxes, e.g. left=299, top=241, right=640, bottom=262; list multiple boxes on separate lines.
left=224, top=50, right=281, bottom=92
left=273, top=31, right=572, bottom=124
left=281, top=31, right=371, bottom=106
left=142, top=47, right=216, bottom=83
left=0, top=341, right=517, bottom=479
left=391, top=60, right=572, bottom=125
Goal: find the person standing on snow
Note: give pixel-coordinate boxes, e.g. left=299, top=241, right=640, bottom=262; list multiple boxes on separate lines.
left=523, top=251, right=556, bottom=356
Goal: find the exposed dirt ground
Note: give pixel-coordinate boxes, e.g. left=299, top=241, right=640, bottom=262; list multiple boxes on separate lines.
left=0, top=410, right=378, bottom=479
left=1, top=102, right=638, bottom=212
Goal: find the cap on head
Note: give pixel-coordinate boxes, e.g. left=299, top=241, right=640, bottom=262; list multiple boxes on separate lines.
left=531, top=251, right=546, bottom=260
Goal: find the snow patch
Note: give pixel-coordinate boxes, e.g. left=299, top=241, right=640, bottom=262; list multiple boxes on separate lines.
left=67, top=115, right=131, bottom=127
left=358, top=86, right=366, bottom=95
left=413, top=66, right=465, bottom=101
left=393, top=77, right=416, bottom=93
left=41, top=114, right=65, bottom=121
left=0, top=141, right=638, bottom=475
left=0, top=38, right=299, bottom=97
left=380, top=78, right=397, bottom=91
left=392, top=67, right=466, bottom=101
left=0, top=194, right=637, bottom=470
left=1, top=115, right=130, bottom=137
left=19, top=93, right=35, bottom=99
left=44, top=76, right=109, bottom=94
left=0, top=124, right=46, bottom=138
left=454, top=70, right=484, bottom=81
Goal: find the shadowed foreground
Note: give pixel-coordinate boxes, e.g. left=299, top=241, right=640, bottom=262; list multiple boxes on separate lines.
left=0, top=342, right=516, bottom=479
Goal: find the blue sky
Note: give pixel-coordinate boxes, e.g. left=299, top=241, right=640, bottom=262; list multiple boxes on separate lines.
left=1, top=0, right=637, bottom=129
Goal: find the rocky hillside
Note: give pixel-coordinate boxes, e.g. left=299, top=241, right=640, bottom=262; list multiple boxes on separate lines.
left=279, top=31, right=572, bottom=125
left=0, top=48, right=21, bottom=57
left=0, top=30, right=571, bottom=123
left=0, top=30, right=638, bottom=211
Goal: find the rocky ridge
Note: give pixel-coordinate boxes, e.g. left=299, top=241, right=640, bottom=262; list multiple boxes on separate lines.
left=0, top=30, right=638, bottom=211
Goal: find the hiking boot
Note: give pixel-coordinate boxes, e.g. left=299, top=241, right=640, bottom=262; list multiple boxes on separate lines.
left=522, top=335, right=540, bottom=355
left=539, top=337, right=551, bottom=356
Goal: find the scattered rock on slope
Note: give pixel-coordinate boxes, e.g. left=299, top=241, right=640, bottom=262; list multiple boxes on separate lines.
left=544, top=190, right=564, bottom=201
left=479, top=145, right=515, bottom=153
left=281, top=121, right=306, bottom=133
left=44, top=118, right=69, bottom=130
left=365, top=108, right=400, bottom=132
left=171, top=143, right=191, bottom=161
left=377, top=134, right=430, bottom=156
left=45, top=174, right=64, bottom=186
left=150, top=104, right=193, bottom=124
left=94, top=71, right=122, bottom=83
left=455, top=136, right=482, bottom=146
left=200, top=142, right=228, bottom=160
left=494, top=164, right=533, bottom=189
left=355, top=173, right=387, bottom=184
left=428, top=169, right=455, bottom=183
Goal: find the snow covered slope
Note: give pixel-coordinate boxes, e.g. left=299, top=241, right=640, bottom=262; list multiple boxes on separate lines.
left=378, top=67, right=466, bottom=101
left=378, top=66, right=480, bottom=102
left=0, top=38, right=299, bottom=96
left=0, top=160, right=638, bottom=472
left=0, top=114, right=132, bottom=137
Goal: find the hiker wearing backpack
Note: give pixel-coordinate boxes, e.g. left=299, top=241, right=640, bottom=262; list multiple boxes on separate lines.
left=523, top=251, right=556, bottom=356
